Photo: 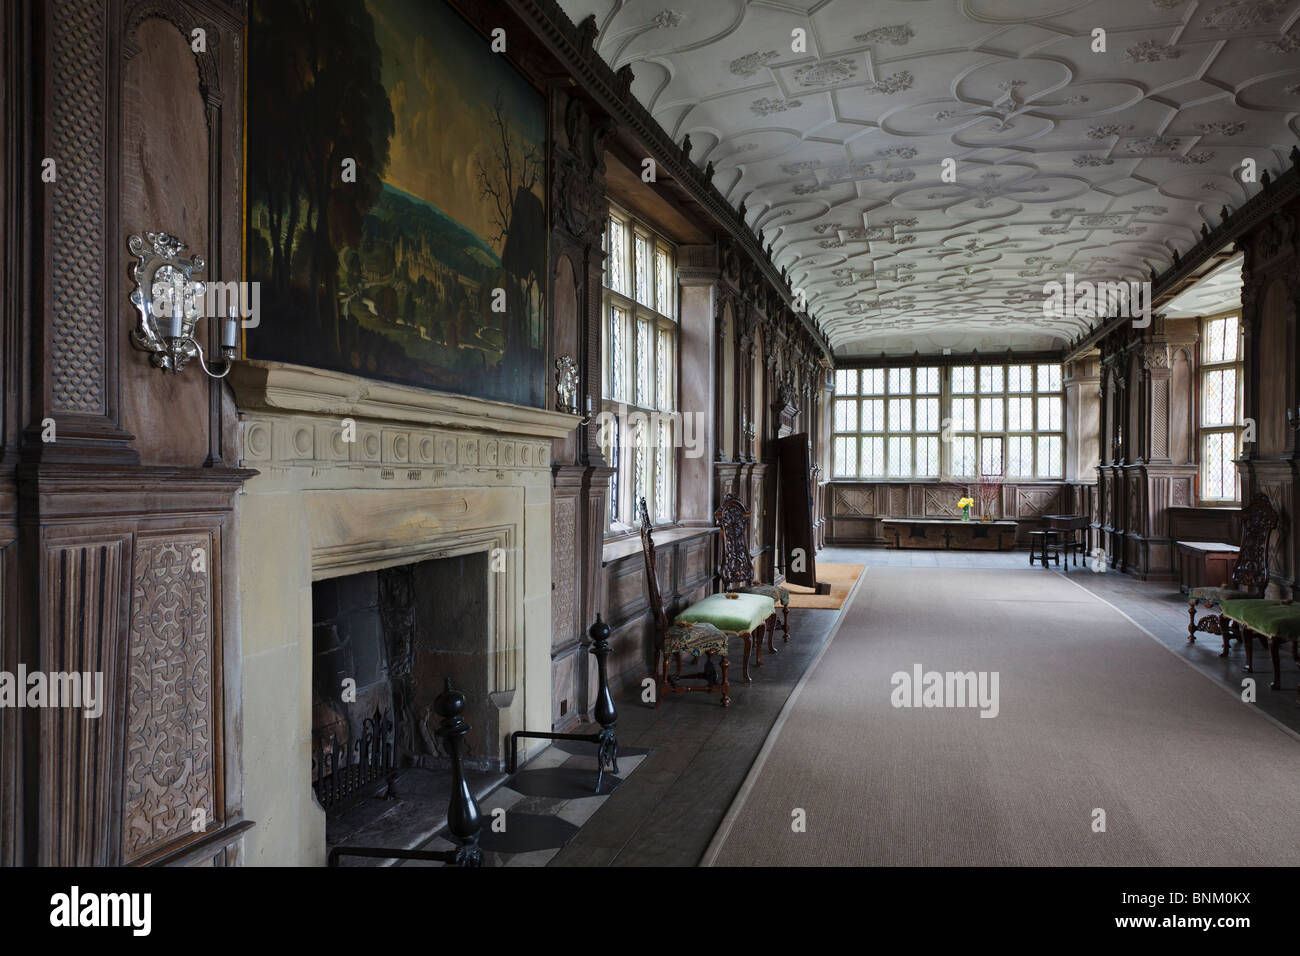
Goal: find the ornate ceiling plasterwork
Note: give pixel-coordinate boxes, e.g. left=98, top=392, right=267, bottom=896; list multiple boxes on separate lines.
left=557, top=0, right=1300, bottom=356
left=1161, top=251, right=1243, bottom=315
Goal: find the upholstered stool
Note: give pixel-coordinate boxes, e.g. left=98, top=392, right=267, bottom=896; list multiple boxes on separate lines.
left=674, top=592, right=776, bottom=684
left=1219, top=599, right=1300, bottom=699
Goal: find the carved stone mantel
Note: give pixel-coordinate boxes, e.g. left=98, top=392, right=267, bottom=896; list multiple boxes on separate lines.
left=230, top=361, right=580, bottom=440
left=231, top=360, right=574, bottom=865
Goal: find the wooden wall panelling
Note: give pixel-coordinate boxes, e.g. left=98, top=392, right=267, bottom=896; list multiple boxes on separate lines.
left=0, top=528, right=14, bottom=866
left=37, top=532, right=129, bottom=865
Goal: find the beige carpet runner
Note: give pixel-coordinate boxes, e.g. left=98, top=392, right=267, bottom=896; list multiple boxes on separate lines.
left=705, top=567, right=1300, bottom=866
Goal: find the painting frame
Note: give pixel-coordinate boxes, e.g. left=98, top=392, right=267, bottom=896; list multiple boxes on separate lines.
left=240, top=0, right=550, bottom=410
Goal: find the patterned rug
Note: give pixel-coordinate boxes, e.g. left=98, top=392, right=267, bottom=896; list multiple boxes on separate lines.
left=784, top=563, right=864, bottom=609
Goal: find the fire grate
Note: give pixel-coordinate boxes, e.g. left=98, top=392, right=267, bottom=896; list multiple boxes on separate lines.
left=313, top=708, right=395, bottom=812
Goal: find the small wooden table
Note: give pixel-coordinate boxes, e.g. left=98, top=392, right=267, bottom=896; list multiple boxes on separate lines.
left=1175, top=541, right=1240, bottom=595
left=881, top=518, right=1017, bottom=551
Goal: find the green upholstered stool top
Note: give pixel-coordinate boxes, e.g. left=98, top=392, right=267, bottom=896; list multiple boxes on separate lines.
left=737, top=583, right=790, bottom=606
left=675, top=592, right=775, bottom=633
left=1219, top=599, right=1300, bottom=640
left=1189, top=585, right=1251, bottom=604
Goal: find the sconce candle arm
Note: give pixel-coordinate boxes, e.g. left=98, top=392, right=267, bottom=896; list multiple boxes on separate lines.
left=192, top=339, right=234, bottom=379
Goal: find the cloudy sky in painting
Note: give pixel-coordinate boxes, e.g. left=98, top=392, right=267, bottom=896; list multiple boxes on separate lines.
left=367, top=0, right=545, bottom=253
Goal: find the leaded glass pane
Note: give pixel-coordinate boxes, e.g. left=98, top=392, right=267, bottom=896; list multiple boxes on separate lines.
left=952, top=366, right=976, bottom=393
left=608, top=218, right=626, bottom=294
left=862, top=369, right=886, bottom=394
left=835, top=369, right=857, bottom=395
left=1037, top=396, right=1062, bottom=431
left=915, top=367, right=940, bottom=394
left=1202, top=368, right=1236, bottom=426
left=1205, top=317, right=1226, bottom=363
left=1203, top=432, right=1237, bottom=499
left=1222, top=315, right=1239, bottom=361
left=610, top=306, right=624, bottom=400
left=655, top=421, right=670, bottom=520
left=981, top=437, right=1004, bottom=476
left=635, top=319, right=650, bottom=406
left=634, top=235, right=652, bottom=306
left=608, top=420, right=620, bottom=523
left=633, top=420, right=647, bottom=515
left=915, top=437, right=939, bottom=476
left=861, top=399, right=885, bottom=432
left=1007, top=396, right=1032, bottom=431
left=915, top=397, right=939, bottom=432
left=979, top=366, right=1004, bottom=393
left=951, top=436, right=977, bottom=477
left=951, top=398, right=975, bottom=431
left=860, top=436, right=885, bottom=477
left=1007, top=435, right=1033, bottom=477
left=655, top=249, right=671, bottom=317
left=1037, top=435, right=1062, bottom=478
left=656, top=328, right=671, bottom=410
left=888, top=368, right=911, bottom=394
left=1037, top=364, right=1063, bottom=392
left=887, top=436, right=911, bottom=477
left=834, top=398, right=857, bottom=433
left=979, top=397, right=1003, bottom=431
left=1007, top=365, right=1033, bottom=392
left=888, top=398, right=911, bottom=431
left=833, top=436, right=857, bottom=478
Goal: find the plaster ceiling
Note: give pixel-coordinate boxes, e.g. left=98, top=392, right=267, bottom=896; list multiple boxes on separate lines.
left=556, top=0, right=1300, bottom=356
left=1161, top=249, right=1243, bottom=315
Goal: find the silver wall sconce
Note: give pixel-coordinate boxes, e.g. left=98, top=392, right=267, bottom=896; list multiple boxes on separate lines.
left=128, top=231, right=239, bottom=378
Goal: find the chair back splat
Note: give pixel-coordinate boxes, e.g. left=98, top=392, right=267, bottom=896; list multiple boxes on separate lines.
left=1233, top=492, right=1280, bottom=594
left=639, top=497, right=669, bottom=633
left=715, top=493, right=756, bottom=590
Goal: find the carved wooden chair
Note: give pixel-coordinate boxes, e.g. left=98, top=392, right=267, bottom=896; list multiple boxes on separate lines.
left=1187, top=492, right=1278, bottom=657
left=715, top=492, right=790, bottom=653
left=639, top=498, right=774, bottom=706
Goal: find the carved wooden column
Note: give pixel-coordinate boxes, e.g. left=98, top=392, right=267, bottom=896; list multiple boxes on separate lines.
left=548, top=92, right=613, bottom=728
left=1237, top=201, right=1300, bottom=596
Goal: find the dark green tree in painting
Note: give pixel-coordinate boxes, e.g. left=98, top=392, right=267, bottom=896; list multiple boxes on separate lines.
left=246, top=0, right=395, bottom=352
left=475, top=92, right=546, bottom=361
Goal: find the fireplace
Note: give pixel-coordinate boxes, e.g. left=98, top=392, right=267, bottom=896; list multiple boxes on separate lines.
left=311, top=552, right=495, bottom=807
left=232, top=360, right=574, bottom=865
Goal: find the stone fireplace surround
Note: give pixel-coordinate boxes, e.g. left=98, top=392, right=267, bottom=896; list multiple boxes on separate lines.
left=231, top=361, right=577, bottom=866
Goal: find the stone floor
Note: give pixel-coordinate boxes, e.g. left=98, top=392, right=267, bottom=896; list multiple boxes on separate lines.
left=549, top=546, right=1300, bottom=867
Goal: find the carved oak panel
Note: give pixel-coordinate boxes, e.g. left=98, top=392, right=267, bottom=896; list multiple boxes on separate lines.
left=123, top=534, right=217, bottom=863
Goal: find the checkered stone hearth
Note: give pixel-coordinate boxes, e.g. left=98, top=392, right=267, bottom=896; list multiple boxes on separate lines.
left=402, top=736, right=649, bottom=867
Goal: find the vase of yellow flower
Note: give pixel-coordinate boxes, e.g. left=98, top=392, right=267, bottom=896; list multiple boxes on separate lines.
left=956, top=496, right=974, bottom=521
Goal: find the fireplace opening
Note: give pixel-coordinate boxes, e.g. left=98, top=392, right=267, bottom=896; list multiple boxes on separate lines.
left=312, top=551, right=502, bottom=856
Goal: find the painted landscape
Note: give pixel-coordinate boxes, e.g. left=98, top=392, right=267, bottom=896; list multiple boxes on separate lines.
left=244, top=0, right=547, bottom=406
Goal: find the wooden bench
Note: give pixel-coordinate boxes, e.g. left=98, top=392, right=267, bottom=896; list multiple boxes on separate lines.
left=1219, top=599, right=1300, bottom=701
